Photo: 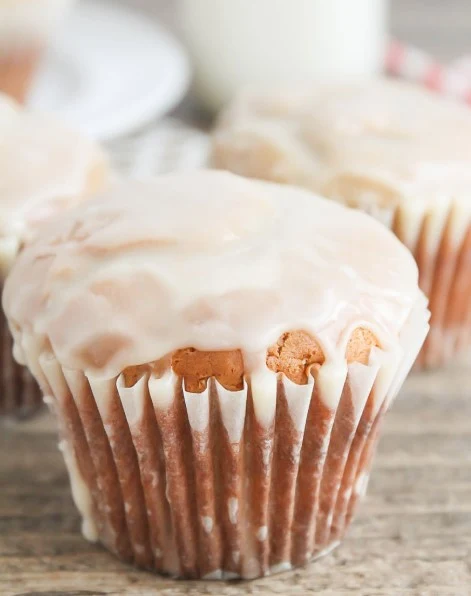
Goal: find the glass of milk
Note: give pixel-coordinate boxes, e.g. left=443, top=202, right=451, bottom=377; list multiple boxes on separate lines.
left=180, top=0, right=389, bottom=112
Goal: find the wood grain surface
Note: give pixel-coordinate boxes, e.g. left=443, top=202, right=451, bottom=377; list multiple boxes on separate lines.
left=2, top=1, right=471, bottom=595
left=1, top=365, right=470, bottom=596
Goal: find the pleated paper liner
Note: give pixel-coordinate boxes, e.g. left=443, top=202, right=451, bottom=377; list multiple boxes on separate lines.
left=0, top=48, right=42, bottom=104
left=354, top=196, right=471, bottom=369
left=33, top=301, right=428, bottom=580
left=392, top=198, right=471, bottom=368
left=0, top=302, right=43, bottom=418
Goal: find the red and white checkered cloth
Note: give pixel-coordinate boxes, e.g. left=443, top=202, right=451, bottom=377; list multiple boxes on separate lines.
left=386, top=39, right=471, bottom=104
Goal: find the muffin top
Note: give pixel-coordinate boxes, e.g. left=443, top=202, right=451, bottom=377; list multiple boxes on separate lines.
left=3, top=171, right=424, bottom=380
left=0, top=94, right=108, bottom=274
left=212, top=79, right=471, bottom=208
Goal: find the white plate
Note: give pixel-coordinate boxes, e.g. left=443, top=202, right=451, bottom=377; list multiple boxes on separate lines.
left=28, top=0, right=191, bottom=141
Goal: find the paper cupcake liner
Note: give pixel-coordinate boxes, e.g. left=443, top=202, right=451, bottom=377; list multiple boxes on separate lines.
left=356, top=197, right=471, bottom=369
left=33, top=300, right=428, bottom=580
left=0, top=48, right=42, bottom=104
left=0, top=290, right=42, bottom=418
left=394, top=199, right=471, bottom=368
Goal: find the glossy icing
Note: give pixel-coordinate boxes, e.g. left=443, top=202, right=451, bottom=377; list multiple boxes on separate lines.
left=0, top=93, right=108, bottom=274
left=3, top=171, right=426, bottom=381
left=212, top=79, right=471, bottom=207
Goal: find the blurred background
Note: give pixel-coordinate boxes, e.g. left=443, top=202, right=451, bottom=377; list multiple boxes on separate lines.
left=13, top=0, right=471, bottom=141
left=9, top=0, right=463, bottom=174
left=131, top=0, right=471, bottom=61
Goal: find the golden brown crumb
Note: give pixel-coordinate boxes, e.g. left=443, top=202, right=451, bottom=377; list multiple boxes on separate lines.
left=122, top=365, right=148, bottom=388
left=266, top=328, right=379, bottom=383
left=346, top=327, right=379, bottom=364
left=171, top=348, right=244, bottom=393
left=122, top=327, right=379, bottom=391
left=122, top=357, right=171, bottom=388
left=266, top=330, right=324, bottom=384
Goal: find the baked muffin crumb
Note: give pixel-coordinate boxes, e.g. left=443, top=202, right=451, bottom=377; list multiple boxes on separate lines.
left=266, top=330, right=324, bottom=384
left=168, top=327, right=379, bottom=391
left=172, top=348, right=244, bottom=392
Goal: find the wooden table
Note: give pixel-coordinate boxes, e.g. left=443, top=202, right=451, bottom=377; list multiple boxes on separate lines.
left=1, top=367, right=470, bottom=596
left=2, top=1, right=471, bottom=594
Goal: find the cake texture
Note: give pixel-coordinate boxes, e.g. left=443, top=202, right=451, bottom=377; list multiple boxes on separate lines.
left=0, top=0, right=75, bottom=102
left=0, top=94, right=109, bottom=417
left=212, top=79, right=471, bottom=369
left=3, top=171, right=429, bottom=578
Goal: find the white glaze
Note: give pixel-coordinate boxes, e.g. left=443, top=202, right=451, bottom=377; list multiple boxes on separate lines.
left=0, top=93, right=108, bottom=275
left=184, top=384, right=210, bottom=437
left=0, top=0, right=75, bottom=51
left=355, top=472, right=370, bottom=497
left=251, top=370, right=278, bottom=428
left=117, top=374, right=148, bottom=427
left=385, top=295, right=430, bottom=407
left=148, top=370, right=176, bottom=411
left=215, top=379, right=247, bottom=443
left=256, top=526, right=268, bottom=542
left=37, top=355, right=98, bottom=543
left=213, top=79, right=471, bottom=208
left=201, top=516, right=213, bottom=534
left=227, top=497, right=238, bottom=525
left=282, top=375, right=313, bottom=433
left=58, top=439, right=98, bottom=541
left=345, top=360, right=379, bottom=420
left=3, top=171, right=424, bottom=382
left=269, top=561, right=292, bottom=575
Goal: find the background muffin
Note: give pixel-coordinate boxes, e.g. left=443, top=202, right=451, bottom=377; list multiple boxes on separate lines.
left=211, top=80, right=471, bottom=369
left=0, top=0, right=75, bottom=103
left=3, top=171, right=429, bottom=578
left=0, top=93, right=109, bottom=417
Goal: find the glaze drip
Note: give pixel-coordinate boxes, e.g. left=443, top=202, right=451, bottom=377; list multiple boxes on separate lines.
left=3, top=171, right=424, bottom=380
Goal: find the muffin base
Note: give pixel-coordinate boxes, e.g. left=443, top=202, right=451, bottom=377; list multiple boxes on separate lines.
left=0, top=47, right=42, bottom=104
left=0, top=304, right=43, bottom=418
left=41, top=360, right=385, bottom=578
left=35, top=299, right=428, bottom=580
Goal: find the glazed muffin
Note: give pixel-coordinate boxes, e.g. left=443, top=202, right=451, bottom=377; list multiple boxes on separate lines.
left=3, top=171, right=429, bottom=578
left=0, top=93, right=109, bottom=417
left=0, top=0, right=75, bottom=103
left=212, top=79, right=471, bottom=369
